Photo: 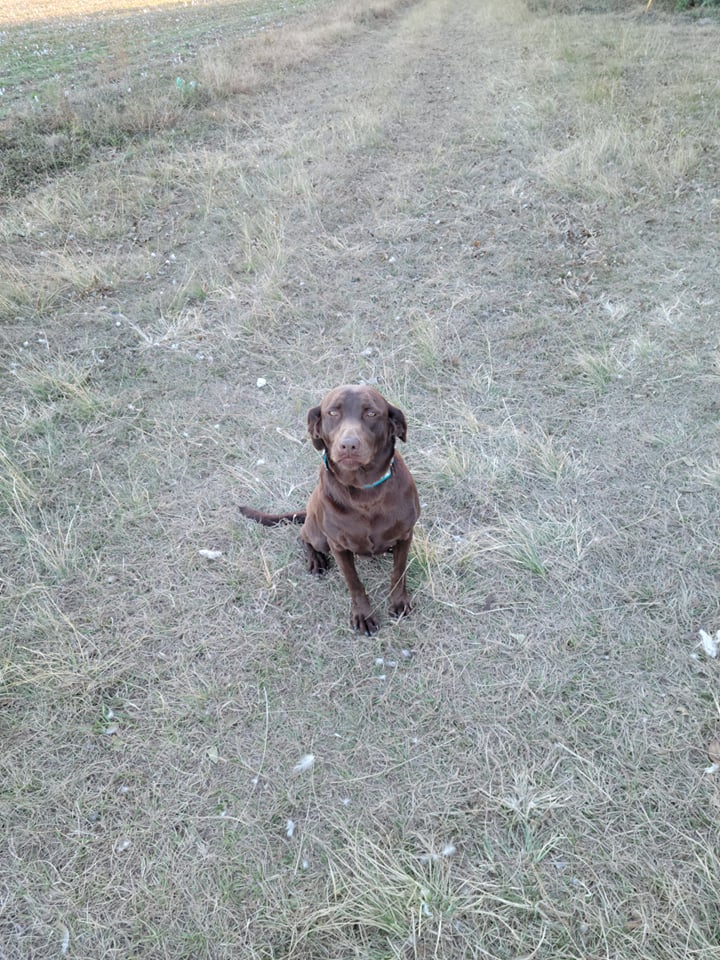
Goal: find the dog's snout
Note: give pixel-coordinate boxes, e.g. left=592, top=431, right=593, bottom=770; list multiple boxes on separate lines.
left=339, top=433, right=361, bottom=453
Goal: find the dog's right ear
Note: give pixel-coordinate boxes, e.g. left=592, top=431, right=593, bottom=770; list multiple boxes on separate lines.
left=307, top=405, right=325, bottom=450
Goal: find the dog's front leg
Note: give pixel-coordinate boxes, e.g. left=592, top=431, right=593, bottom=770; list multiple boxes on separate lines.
left=389, top=537, right=413, bottom=619
left=332, top=548, right=377, bottom=635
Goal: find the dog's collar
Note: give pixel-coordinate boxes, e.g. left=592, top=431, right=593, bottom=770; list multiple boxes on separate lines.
left=363, top=458, right=395, bottom=488
left=322, top=451, right=395, bottom=489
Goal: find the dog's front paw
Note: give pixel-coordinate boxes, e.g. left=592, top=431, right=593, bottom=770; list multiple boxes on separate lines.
left=351, top=601, right=378, bottom=636
left=389, top=594, right=413, bottom=620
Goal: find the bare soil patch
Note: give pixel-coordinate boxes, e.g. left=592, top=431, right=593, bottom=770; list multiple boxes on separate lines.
left=1, top=0, right=719, bottom=957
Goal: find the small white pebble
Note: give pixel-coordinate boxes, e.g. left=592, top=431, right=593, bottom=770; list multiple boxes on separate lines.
left=115, top=838, right=131, bottom=853
left=256, top=377, right=267, bottom=388
left=286, top=820, right=296, bottom=838
left=699, top=629, right=719, bottom=659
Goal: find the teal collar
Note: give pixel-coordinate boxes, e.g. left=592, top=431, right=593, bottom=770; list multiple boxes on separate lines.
left=322, top=451, right=395, bottom=489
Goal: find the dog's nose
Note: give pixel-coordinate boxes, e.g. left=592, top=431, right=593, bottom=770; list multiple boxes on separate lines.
left=339, top=434, right=360, bottom=453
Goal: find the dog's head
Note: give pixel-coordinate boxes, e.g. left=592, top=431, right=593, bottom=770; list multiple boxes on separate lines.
left=307, top=385, right=407, bottom=469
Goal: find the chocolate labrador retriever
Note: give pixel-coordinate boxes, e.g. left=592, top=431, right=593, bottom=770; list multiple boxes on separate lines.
left=239, top=384, right=420, bottom=634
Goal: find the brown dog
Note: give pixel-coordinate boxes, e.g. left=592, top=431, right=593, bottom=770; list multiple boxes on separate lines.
left=239, top=384, right=420, bottom=634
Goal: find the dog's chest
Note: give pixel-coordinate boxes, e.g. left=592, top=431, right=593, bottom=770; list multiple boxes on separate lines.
left=335, top=527, right=396, bottom=556
left=327, top=503, right=415, bottom=556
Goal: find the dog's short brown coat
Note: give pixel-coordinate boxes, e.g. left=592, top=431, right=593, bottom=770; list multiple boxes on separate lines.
left=239, top=384, right=420, bottom=634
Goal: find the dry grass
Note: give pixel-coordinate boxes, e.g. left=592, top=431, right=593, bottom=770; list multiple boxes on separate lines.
left=2, top=0, right=720, bottom=957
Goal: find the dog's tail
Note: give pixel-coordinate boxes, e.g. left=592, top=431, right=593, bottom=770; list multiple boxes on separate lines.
left=239, top=505, right=306, bottom=527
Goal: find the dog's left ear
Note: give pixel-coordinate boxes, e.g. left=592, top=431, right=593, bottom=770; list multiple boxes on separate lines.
left=388, top=404, right=408, bottom=443
left=307, top=405, right=326, bottom=450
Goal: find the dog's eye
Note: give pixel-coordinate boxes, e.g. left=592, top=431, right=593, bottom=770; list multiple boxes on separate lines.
left=327, top=408, right=340, bottom=417
left=365, top=410, right=377, bottom=418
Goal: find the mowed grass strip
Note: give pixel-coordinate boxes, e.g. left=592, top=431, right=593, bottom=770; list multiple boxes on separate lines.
left=1, top=0, right=719, bottom=957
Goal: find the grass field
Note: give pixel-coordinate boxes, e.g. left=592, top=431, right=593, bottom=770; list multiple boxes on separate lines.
left=1, top=0, right=720, bottom=957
